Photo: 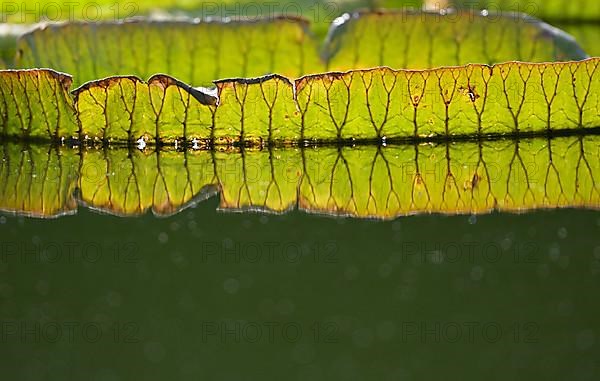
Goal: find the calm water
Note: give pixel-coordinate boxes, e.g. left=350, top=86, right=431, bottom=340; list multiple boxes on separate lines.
left=1, top=199, right=599, bottom=380
left=0, top=2, right=599, bottom=379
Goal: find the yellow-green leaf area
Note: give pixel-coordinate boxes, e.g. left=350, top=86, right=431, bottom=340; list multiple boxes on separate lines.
left=0, top=69, right=77, bottom=139
left=75, top=75, right=216, bottom=144
left=213, top=75, right=300, bottom=143
left=296, top=59, right=600, bottom=140
left=324, top=10, right=587, bottom=71
left=17, top=17, right=323, bottom=88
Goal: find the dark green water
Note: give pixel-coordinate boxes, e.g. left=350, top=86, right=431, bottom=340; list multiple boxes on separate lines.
left=0, top=1, right=599, bottom=378
left=1, top=202, right=599, bottom=380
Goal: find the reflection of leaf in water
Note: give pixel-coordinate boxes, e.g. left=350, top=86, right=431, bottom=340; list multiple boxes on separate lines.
left=78, top=148, right=218, bottom=216
left=0, top=143, right=79, bottom=217
left=1, top=135, right=598, bottom=218
left=1, top=58, right=599, bottom=143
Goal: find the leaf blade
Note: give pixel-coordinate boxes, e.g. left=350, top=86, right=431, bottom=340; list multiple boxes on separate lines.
left=16, top=17, right=324, bottom=88
left=2, top=58, right=599, bottom=143
left=323, top=10, right=587, bottom=71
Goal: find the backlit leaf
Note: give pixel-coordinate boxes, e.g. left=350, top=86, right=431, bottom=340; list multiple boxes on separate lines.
left=1, top=58, right=599, bottom=143
left=0, top=69, right=77, bottom=139
left=14, top=11, right=587, bottom=88
left=16, top=17, right=323, bottom=88
left=323, top=10, right=587, bottom=71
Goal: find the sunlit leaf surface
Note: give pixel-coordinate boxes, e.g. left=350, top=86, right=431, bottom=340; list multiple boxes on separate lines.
left=323, top=10, right=586, bottom=71
left=0, top=69, right=77, bottom=139
left=74, top=75, right=217, bottom=144
left=296, top=59, right=600, bottom=140
left=16, top=17, right=323, bottom=88
left=1, top=135, right=599, bottom=218
left=14, top=11, right=587, bottom=88
left=2, top=58, right=599, bottom=143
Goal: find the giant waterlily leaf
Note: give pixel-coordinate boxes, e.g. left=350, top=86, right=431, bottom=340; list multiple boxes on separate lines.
left=0, top=69, right=77, bottom=139
left=14, top=11, right=587, bottom=88
left=323, top=10, right=586, bottom=71
left=2, top=58, right=599, bottom=143
left=213, top=75, right=299, bottom=143
left=449, top=0, right=600, bottom=21
left=0, top=1, right=420, bottom=55
left=16, top=17, right=322, bottom=88
left=1, top=135, right=599, bottom=218
left=75, top=75, right=217, bottom=144
left=296, top=59, right=600, bottom=140
left=1, top=1, right=388, bottom=28
left=65, top=58, right=600, bottom=142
